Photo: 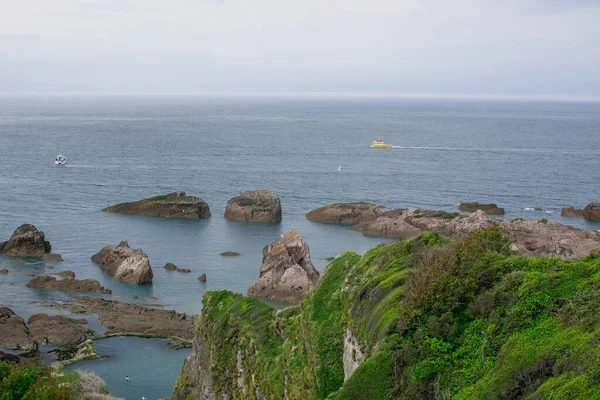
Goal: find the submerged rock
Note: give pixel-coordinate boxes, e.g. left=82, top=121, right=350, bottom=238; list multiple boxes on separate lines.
left=27, top=274, right=111, bottom=294
left=164, top=263, right=191, bottom=273
left=103, top=191, right=211, bottom=219
left=458, top=202, right=505, bottom=215
left=220, top=251, right=241, bottom=256
left=41, top=253, right=64, bottom=262
left=0, top=224, right=62, bottom=259
left=0, top=268, right=7, bottom=274
left=248, top=228, right=319, bottom=304
left=306, top=202, right=385, bottom=224
left=225, top=190, right=282, bottom=222
left=49, top=298, right=195, bottom=339
left=583, top=202, right=600, bottom=222
left=91, top=240, right=153, bottom=284
left=27, top=314, right=93, bottom=346
left=561, top=206, right=584, bottom=218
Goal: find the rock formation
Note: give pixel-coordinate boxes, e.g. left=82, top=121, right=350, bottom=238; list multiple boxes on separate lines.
left=224, top=190, right=282, bottom=222
left=103, top=191, right=211, bottom=219
left=91, top=240, right=153, bottom=284
left=48, top=298, right=195, bottom=340
left=41, top=253, right=64, bottom=262
left=561, top=206, right=584, bottom=218
left=458, top=202, right=505, bottom=215
left=0, top=307, right=35, bottom=351
left=247, top=228, right=319, bottom=304
left=27, top=314, right=93, bottom=346
left=0, top=224, right=62, bottom=259
left=27, top=274, right=111, bottom=294
left=306, top=202, right=385, bottom=224
left=198, top=274, right=207, bottom=282
left=583, top=202, right=600, bottom=222
left=0, top=269, right=7, bottom=274
left=164, top=263, right=191, bottom=273
left=350, top=208, right=600, bottom=259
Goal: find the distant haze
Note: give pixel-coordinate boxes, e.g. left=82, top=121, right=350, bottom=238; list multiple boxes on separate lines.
left=1, top=0, right=599, bottom=98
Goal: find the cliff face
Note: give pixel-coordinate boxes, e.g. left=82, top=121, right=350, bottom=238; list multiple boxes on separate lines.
left=172, top=227, right=600, bottom=400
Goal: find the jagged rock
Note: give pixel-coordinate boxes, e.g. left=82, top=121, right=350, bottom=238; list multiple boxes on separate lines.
left=343, top=329, right=366, bottom=382
left=458, top=202, right=505, bottom=215
left=561, top=206, right=584, bottom=218
left=225, top=190, right=282, bottom=222
left=48, top=298, right=195, bottom=339
left=103, top=191, right=211, bottom=219
left=248, top=228, right=319, bottom=304
left=27, top=274, right=111, bottom=294
left=91, top=240, right=153, bottom=284
left=0, top=307, right=36, bottom=351
left=306, top=202, right=385, bottom=224
left=583, top=202, right=600, bottom=222
left=27, top=314, right=94, bottom=346
left=0, top=269, right=7, bottom=274
left=220, top=251, right=241, bottom=256
left=0, top=224, right=61, bottom=259
left=42, top=253, right=64, bottom=262
left=350, top=208, right=600, bottom=259
left=198, top=274, right=207, bottom=282
left=56, top=270, right=75, bottom=278
left=164, top=263, right=191, bottom=273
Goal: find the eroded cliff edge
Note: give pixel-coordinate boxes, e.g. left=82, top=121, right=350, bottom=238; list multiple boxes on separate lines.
left=172, top=227, right=600, bottom=399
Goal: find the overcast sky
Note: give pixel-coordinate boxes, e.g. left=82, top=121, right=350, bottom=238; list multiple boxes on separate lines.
left=1, top=0, right=599, bottom=97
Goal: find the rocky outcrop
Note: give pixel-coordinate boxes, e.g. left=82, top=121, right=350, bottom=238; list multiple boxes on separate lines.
left=351, top=208, right=600, bottom=258
left=198, top=274, right=207, bottom=282
left=343, top=329, right=366, bottom=382
left=0, top=224, right=62, bottom=259
left=27, top=274, right=111, bottom=294
left=49, top=298, right=196, bottom=340
left=0, top=269, right=7, bottom=274
left=103, top=191, right=211, bottom=219
left=306, top=202, right=385, bottom=224
left=224, top=190, right=282, bottom=222
left=583, top=202, right=600, bottom=222
left=27, top=314, right=94, bottom=346
left=561, top=206, right=584, bottom=218
left=164, top=263, right=191, bottom=273
left=91, top=240, right=153, bottom=284
left=458, top=202, right=505, bottom=215
left=0, top=307, right=35, bottom=351
left=247, top=228, right=319, bottom=304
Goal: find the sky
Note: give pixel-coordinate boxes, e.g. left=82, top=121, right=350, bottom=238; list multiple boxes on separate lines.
left=0, top=0, right=599, bottom=97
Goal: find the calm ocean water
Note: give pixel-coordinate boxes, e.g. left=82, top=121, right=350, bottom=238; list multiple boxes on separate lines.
left=1, top=95, right=599, bottom=398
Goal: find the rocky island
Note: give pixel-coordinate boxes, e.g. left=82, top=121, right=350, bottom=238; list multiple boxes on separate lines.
left=27, top=273, right=112, bottom=294
left=224, top=190, right=282, bottom=222
left=0, top=224, right=63, bottom=260
left=247, top=228, right=319, bottom=304
left=91, top=240, right=153, bottom=284
left=102, top=191, right=211, bottom=219
left=306, top=202, right=384, bottom=224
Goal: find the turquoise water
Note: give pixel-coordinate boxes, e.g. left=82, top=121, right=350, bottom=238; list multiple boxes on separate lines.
left=1, top=96, right=599, bottom=398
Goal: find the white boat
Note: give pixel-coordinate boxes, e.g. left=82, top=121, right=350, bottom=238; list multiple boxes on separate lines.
left=55, top=155, right=66, bottom=165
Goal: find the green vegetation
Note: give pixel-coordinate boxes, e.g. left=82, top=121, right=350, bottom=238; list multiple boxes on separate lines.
left=0, top=361, right=112, bottom=400
left=413, top=209, right=460, bottom=219
left=145, top=194, right=173, bottom=201
left=173, top=227, right=600, bottom=400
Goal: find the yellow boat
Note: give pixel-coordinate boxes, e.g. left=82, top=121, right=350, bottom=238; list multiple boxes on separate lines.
left=371, top=140, right=392, bottom=148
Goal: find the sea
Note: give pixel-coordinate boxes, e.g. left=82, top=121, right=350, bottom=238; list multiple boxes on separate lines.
left=0, top=95, right=599, bottom=399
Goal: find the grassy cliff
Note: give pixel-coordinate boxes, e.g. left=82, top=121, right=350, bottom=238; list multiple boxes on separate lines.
left=172, top=227, right=600, bottom=399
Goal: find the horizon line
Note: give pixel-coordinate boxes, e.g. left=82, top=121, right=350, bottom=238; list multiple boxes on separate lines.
left=0, top=91, right=599, bottom=102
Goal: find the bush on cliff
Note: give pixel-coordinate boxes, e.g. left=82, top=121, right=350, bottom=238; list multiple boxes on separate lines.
left=173, top=226, right=600, bottom=399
